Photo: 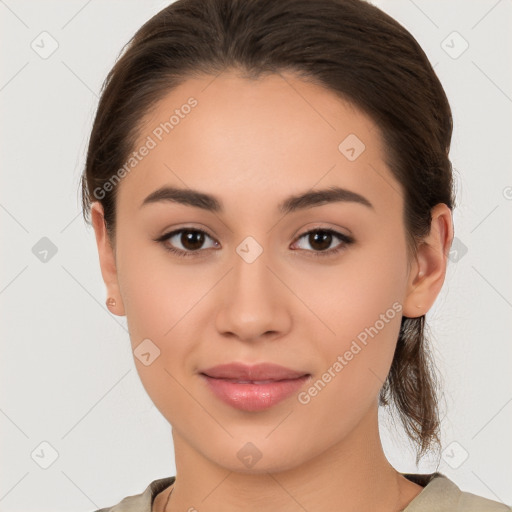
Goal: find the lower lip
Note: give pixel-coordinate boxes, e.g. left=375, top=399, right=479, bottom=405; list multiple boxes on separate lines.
left=200, top=374, right=310, bottom=412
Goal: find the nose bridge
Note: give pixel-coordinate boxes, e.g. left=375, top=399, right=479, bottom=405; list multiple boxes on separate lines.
left=215, top=233, right=290, bottom=340
left=232, top=234, right=275, bottom=305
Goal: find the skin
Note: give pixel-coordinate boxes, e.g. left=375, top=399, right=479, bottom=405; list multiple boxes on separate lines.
left=91, top=70, right=453, bottom=511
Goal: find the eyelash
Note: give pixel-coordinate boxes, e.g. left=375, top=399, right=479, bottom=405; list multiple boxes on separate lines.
left=154, top=227, right=354, bottom=259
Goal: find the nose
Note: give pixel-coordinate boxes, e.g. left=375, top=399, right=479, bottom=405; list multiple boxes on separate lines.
left=214, top=241, right=292, bottom=343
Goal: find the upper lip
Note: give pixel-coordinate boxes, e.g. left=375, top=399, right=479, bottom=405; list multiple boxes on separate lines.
left=200, top=362, right=309, bottom=381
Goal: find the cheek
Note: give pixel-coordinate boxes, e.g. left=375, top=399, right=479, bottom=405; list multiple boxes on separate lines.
left=115, top=248, right=206, bottom=417
left=299, top=234, right=408, bottom=348
left=300, top=233, right=408, bottom=403
left=114, top=235, right=213, bottom=400
left=116, top=229, right=207, bottom=335
left=293, top=273, right=405, bottom=444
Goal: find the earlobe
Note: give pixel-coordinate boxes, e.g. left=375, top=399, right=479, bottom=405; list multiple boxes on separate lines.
left=90, top=202, right=126, bottom=316
left=402, top=203, right=454, bottom=318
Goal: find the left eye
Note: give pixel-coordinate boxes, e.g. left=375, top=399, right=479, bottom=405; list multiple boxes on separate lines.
left=292, top=228, right=354, bottom=257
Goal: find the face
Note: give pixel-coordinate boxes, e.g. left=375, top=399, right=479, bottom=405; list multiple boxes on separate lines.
left=94, top=70, right=426, bottom=473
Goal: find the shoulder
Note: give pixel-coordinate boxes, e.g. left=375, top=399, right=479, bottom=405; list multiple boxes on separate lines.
left=91, top=476, right=175, bottom=512
left=403, top=472, right=511, bottom=512
left=457, top=489, right=512, bottom=512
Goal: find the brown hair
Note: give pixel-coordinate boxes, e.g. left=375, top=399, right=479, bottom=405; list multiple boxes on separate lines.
left=80, top=0, right=455, bottom=463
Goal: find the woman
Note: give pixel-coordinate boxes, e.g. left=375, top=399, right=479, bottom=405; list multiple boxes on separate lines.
left=81, top=0, right=511, bottom=510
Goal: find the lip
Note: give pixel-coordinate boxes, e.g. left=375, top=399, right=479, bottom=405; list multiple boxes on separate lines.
left=199, top=362, right=311, bottom=412
left=200, top=362, right=308, bottom=381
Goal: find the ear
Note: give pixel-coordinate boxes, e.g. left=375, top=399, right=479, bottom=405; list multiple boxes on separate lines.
left=402, top=203, right=454, bottom=318
left=91, top=201, right=126, bottom=316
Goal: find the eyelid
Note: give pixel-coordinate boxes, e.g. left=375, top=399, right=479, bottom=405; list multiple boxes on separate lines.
left=296, top=227, right=353, bottom=242
left=293, top=221, right=353, bottom=239
left=154, top=226, right=219, bottom=249
left=157, top=222, right=217, bottom=238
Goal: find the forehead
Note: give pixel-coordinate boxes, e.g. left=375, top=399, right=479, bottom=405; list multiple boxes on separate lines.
left=118, top=70, right=402, bottom=216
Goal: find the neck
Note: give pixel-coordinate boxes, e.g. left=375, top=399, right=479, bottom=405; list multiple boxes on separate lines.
left=159, top=405, right=423, bottom=512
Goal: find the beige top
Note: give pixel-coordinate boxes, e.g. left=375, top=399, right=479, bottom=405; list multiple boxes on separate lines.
left=93, top=472, right=511, bottom=511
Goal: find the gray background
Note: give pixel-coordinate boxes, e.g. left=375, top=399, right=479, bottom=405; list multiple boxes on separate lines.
left=0, top=0, right=511, bottom=510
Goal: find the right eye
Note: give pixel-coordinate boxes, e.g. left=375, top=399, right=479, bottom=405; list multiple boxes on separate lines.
left=154, top=228, right=220, bottom=258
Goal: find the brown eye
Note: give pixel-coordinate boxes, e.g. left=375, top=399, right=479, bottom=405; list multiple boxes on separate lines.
left=293, top=228, right=354, bottom=258
left=179, top=229, right=207, bottom=251
left=155, top=228, right=219, bottom=258
left=307, top=230, right=334, bottom=251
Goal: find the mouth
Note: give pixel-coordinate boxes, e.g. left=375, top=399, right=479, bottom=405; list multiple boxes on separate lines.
left=200, top=362, right=309, bottom=380
left=198, top=362, right=311, bottom=412
left=206, top=378, right=294, bottom=384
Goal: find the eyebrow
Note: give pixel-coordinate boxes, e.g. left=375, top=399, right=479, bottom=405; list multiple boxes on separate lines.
left=140, top=185, right=374, bottom=214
